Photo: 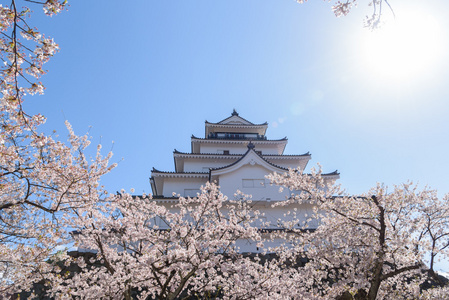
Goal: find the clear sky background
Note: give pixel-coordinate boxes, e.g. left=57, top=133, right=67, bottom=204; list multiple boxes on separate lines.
left=25, top=0, right=449, bottom=200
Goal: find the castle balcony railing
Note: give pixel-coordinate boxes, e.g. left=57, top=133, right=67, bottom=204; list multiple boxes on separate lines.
left=207, top=132, right=267, bottom=140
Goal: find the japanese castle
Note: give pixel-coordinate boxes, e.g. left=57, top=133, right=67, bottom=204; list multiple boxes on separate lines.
left=150, top=110, right=339, bottom=251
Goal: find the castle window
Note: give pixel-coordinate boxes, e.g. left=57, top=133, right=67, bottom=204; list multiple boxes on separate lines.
left=242, top=179, right=265, bottom=188
left=184, top=189, right=201, bottom=197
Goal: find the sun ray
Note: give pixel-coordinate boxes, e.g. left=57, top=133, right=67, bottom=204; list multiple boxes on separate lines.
left=361, top=11, right=443, bottom=81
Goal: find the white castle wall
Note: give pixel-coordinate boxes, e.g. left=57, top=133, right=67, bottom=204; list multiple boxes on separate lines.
left=199, top=143, right=283, bottom=155
left=183, top=158, right=237, bottom=172
left=162, top=177, right=206, bottom=197
left=218, top=164, right=287, bottom=201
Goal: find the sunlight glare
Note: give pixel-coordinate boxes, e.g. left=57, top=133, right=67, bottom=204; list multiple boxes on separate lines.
left=361, top=11, right=442, bottom=81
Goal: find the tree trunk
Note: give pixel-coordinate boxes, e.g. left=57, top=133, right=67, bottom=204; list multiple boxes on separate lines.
left=123, top=285, right=132, bottom=300
left=367, top=260, right=384, bottom=300
left=367, top=196, right=386, bottom=300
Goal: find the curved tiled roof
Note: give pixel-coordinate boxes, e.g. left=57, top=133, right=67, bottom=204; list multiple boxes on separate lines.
left=322, top=170, right=340, bottom=176
left=173, top=149, right=310, bottom=157
left=205, top=110, right=268, bottom=126
left=191, top=135, right=287, bottom=142
left=151, top=167, right=208, bottom=175
left=205, top=120, right=268, bottom=126
left=297, top=170, right=340, bottom=177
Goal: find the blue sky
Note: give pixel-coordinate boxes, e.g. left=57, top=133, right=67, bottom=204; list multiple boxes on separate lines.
left=25, top=0, right=449, bottom=199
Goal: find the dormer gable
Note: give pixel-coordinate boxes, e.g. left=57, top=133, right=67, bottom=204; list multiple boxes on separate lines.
left=205, top=110, right=268, bottom=137
left=216, top=109, right=254, bottom=125
left=209, top=143, right=287, bottom=179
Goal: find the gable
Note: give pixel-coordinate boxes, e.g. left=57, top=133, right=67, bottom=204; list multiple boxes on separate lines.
left=210, top=149, right=288, bottom=200
left=218, top=115, right=253, bottom=125
left=210, top=149, right=286, bottom=176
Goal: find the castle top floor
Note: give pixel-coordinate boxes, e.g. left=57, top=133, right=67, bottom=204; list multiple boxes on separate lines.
left=204, top=109, right=268, bottom=140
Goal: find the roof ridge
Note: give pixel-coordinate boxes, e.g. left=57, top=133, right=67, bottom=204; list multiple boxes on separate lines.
left=152, top=169, right=209, bottom=175
left=205, top=110, right=268, bottom=126
left=322, top=170, right=340, bottom=176
left=191, top=135, right=287, bottom=142
left=173, top=151, right=310, bottom=156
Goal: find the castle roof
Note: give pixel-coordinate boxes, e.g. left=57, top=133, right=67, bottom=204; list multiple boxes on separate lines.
left=204, top=110, right=268, bottom=137
left=191, top=135, right=287, bottom=142
left=205, top=109, right=268, bottom=126
left=173, top=149, right=310, bottom=157
left=151, top=167, right=209, bottom=178
left=191, top=135, right=288, bottom=155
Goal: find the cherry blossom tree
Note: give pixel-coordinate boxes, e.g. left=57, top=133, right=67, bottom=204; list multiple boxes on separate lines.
left=297, top=0, right=394, bottom=28
left=43, top=170, right=448, bottom=299
left=46, top=183, right=284, bottom=300
left=417, top=193, right=449, bottom=285
left=0, top=0, right=115, bottom=295
left=267, top=168, right=449, bottom=299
